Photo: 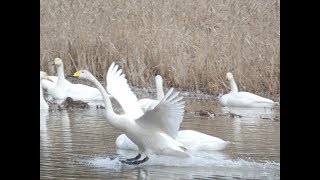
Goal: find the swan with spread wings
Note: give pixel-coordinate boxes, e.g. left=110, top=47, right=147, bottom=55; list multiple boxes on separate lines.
left=73, top=63, right=187, bottom=165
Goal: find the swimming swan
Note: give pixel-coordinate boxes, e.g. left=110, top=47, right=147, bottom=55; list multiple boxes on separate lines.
left=41, top=75, right=58, bottom=91
left=116, top=75, right=230, bottom=151
left=73, top=63, right=188, bottom=165
left=48, top=58, right=104, bottom=102
left=42, top=58, right=71, bottom=92
left=40, top=71, right=52, bottom=110
left=219, top=72, right=279, bottom=108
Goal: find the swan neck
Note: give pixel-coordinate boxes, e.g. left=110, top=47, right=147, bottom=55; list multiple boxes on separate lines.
left=90, top=77, right=125, bottom=130
left=156, top=77, right=164, bottom=100
left=229, top=79, right=238, bottom=93
left=57, top=64, right=65, bottom=80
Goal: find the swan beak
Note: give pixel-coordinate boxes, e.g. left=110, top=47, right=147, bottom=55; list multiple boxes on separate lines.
left=53, top=58, right=59, bottom=65
left=73, top=71, right=81, bottom=77
left=46, top=76, right=53, bottom=82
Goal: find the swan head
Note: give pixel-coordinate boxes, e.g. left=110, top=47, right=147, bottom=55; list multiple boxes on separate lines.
left=74, top=70, right=114, bottom=98
left=226, top=72, right=234, bottom=81
left=54, top=58, right=63, bottom=66
left=40, top=71, right=53, bottom=81
left=73, top=70, right=93, bottom=80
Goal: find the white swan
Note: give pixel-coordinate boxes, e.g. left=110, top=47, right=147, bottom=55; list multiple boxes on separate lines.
left=73, top=63, right=188, bottom=165
left=48, top=58, right=104, bottom=102
left=41, top=75, right=58, bottom=91
left=116, top=75, right=230, bottom=151
left=219, top=72, right=279, bottom=108
left=40, top=71, right=52, bottom=110
left=43, top=58, right=72, bottom=93
left=41, top=75, right=58, bottom=101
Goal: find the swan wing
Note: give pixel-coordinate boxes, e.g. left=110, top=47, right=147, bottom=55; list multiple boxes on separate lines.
left=138, top=98, right=159, bottom=112
left=135, top=88, right=185, bottom=139
left=106, top=62, right=144, bottom=119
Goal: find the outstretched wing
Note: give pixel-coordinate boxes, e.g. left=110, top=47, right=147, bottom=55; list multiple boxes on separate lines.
left=135, top=88, right=185, bottom=139
left=106, top=62, right=144, bottom=119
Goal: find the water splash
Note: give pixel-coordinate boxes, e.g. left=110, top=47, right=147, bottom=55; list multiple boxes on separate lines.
left=86, top=156, right=123, bottom=170
left=84, top=155, right=279, bottom=179
left=84, top=151, right=279, bottom=176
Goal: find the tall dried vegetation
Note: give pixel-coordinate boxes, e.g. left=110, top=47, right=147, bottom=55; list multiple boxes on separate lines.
left=40, top=0, right=280, bottom=99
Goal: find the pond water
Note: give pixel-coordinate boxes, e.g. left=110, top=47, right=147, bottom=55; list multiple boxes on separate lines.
left=40, top=97, right=280, bottom=179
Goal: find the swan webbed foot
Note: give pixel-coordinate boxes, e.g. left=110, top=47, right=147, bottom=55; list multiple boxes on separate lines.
left=121, top=156, right=149, bottom=165
left=125, top=153, right=141, bottom=161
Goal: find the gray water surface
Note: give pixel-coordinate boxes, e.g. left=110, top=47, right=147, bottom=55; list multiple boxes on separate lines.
left=40, top=98, right=280, bottom=179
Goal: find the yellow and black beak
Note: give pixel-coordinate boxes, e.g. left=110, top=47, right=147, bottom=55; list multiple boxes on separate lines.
left=73, top=71, right=81, bottom=77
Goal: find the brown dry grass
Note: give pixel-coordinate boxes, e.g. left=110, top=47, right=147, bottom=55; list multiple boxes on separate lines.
left=40, top=0, right=280, bottom=100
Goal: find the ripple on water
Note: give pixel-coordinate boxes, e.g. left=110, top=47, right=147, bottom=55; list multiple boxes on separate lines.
left=41, top=98, right=279, bottom=179
left=84, top=150, right=280, bottom=179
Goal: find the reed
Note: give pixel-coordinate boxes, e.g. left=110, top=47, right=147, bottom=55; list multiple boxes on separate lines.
left=40, top=0, right=280, bottom=100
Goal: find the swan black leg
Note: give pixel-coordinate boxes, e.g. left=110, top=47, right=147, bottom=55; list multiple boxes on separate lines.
left=125, top=154, right=141, bottom=161
left=121, top=156, right=149, bottom=165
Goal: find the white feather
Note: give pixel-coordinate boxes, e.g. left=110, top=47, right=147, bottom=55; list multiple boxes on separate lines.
left=136, top=88, right=185, bottom=139
left=106, top=62, right=144, bottom=119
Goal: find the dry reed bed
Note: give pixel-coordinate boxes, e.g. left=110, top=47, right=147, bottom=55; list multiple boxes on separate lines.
left=40, top=0, right=280, bottom=100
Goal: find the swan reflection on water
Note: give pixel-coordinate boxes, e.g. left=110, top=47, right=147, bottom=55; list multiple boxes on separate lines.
left=221, top=106, right=278, bottom=120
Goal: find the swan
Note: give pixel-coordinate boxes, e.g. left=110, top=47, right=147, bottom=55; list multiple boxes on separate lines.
left=116, top=75, right=230, bottom=151
left=41, top=75, right=58, bottom=91
left=42, top=58, right=154, bottom=108
left=40, top=71, right=52, bottom=110
left=219, top=72, right=279, bottom=108
left=48, top=58, right=104, bottom=102
left=42, top=58, right=72, bottom=93
left=41, top=75, right=58, bottom=101
left=73, top=63, right=188, bottom=165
